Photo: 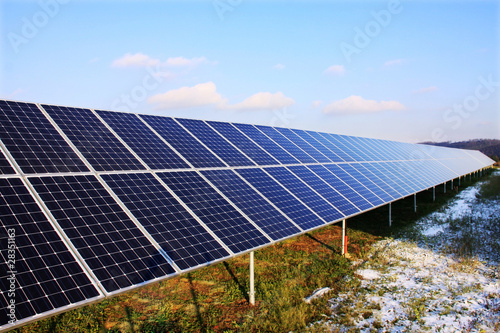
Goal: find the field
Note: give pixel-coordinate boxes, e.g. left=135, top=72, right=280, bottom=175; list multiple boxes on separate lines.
left=13, top=169, right=499, bottom=332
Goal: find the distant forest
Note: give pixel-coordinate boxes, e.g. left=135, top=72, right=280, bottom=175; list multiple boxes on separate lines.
left=421, top=139, right=500, bottom=162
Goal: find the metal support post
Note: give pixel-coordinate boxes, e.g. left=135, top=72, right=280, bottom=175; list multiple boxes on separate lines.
left=433, top=186, right=435, bottom=202
left=451, top=179, right=453, bottom=190
left=458, top=176, right=461, bottom=186
left=444, top=182, right=446, bottom=193
left=249, top=251, right=255, bottom=305
left=414, top=193, right=417, bottom=213
left=389, top=203, right=392, bottom=227
left=341, top=219, right=346, bottom=255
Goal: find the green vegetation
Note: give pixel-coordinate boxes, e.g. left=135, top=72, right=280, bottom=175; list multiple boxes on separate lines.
left=13, top=168, right=497, bottom=333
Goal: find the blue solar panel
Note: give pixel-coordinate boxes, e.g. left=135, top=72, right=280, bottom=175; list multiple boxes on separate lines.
left=321, top=133, right=361, bottom=161
left=0, top=100, right=89, bottom=174
left=392, top=161, right=428, bottom=191
left=206, top=121, right=279, bottom=166
left=29, top=175, right=175, bottom=293
left=273, top=127, right=331, bottom=163
left=233, top=123, right=300, bottom=164
left=202, top=169, right=301, bottom=241
left=287, top=165, right=360, bottom=217
left=42, top=105, right=145, bottom=172
left=101, top=173, right=230, bottom=270
left=0, top=178, right=101, bottom=326
left=158, top=171, right=270, bottom=254
left=176, top=118, right=255, bottom=167
left=378, top=162, right=419, bottom=194
left=326, top=164, right=385, bottom=206
left=256, top=126, right=317, bottom=163
left=96, top=110, right=189, bottom=170
left=265, top=167, right=344, bottom=222
left=343, top=136, right=375, bottom=161
left=309, top=132, right=352, bottom=162
left=140, top=115, right=225, bottom=168
left=347, top=163, right=398, bottom=200
left=236, top=168, right=324, bottom=230
left=367, top=163, right=410, bottom=196
left=330, top=134, right=368, bottom=161
left=290, top=129, right=344, bottom=163
left=307, top=165, right=372, bottom=210
left=0, top=150, right=15, bottom=174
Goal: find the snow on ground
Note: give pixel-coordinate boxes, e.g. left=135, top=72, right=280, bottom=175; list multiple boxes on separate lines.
left=319, top=172, right=500, bottom=332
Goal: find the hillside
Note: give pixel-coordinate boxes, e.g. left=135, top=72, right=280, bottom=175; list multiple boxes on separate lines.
left=421, top=139, right=500, bottom=161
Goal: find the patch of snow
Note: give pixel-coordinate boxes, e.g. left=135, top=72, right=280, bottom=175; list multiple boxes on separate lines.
left=356, top=269, right=380, bottom=280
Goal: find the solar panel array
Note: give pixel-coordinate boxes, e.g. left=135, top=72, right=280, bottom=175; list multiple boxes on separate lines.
left=0, top=99, right=494, bottom=331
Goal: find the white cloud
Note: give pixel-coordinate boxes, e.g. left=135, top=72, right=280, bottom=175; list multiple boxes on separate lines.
left=273, top=63, right=285, bottom=70
left=322, top=95, right=405, bottom=114
left=112, top=53, right=160, bottom=68
left=147, top=82, right=226, bottom=110
left=164, top=56, right=210, bottom=67
left=225, top=92, right=295, bottom=111
left=413, top=86, right=438, bottom=94
left=148, top=82, right=295, bottom=111
left=311, top=100, right=323, bottom=108
left=384, top=59, right=405, bottom=67
left=324, top=65, right=345, bottom=76
left=111, top=53, right=213, bottom=68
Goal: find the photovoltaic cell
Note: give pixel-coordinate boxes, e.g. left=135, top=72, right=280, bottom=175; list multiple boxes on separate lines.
left=42, top=105, right=145, bottom=172
left=307, top=165, right=372, bottom=211
left=158, top=171, right=270, bottom=254
left=0, top=150, right=15, bottom=174
left=0, top=178, right=100, bottom=326
left=290, top=129, right=343, bottom=163
left=0, top=100, right=89, bottom=174
left=236, top=168, right=324, bottom=231
left=202, top=169, right=301, bottom=241
left=256, top=126, right=317, bottom=163
left=287, top=165, right=360, bottom=217
left=101, top=173, right=230, bottom=270
left=176, top=118, right=255, bottom=167
left=321, top=133, right=361, bottom=161
left=308, top=131, right=352, bottom=162
left=342, top=136, right=374, bottom=161
left=325, top=164, right=385, bottom=206
left=233, top=123, right=299, bottom=164
left=265, top=167, right=343, bottom=223
left=367, top=163, right=410, bottom=197
left=273, top=127, right=331, bottom=163
left=206, top=121, right=279, bottom=166
left=140, top=115, right=225, bottom=168
left=96, top=110, right=189, bottom=170
left=347, top=163, right=398, bottom=201
left=29, top=175, right=175, bottom=293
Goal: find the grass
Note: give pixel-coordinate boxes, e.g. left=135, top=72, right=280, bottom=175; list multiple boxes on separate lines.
left=13, top=168, right=498, bottom=333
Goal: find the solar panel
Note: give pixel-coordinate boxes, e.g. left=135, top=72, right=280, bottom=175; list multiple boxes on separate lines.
left=41, top=104, right=145, bottom=172
left=0, top=100, right=89, bottom=174
left=140, top=115, right=226, bottom=168
left=0, top=178, right=101, bottom=327
left=235, top=168, right=325, bottom=230
left=265, top=167, right=344, bottom=223
left=176, top=118, right=255, bottom=167
left=308, top=164, right=373, bottom=210
left=256, top=125, right=317, bottom=163
left=202, top=169, right=301, bottom=240
left=206, top=121, right=280, bottom=166
left=287, top=165, right=360, bottom=216
left=96, top=110, right=189, bottom=170
left=290, top=129, right=344, bottom=162
left=29, top=175, right=175, bottom=293
left=157, top=171, right=270, bottom=254
left=233, top=123, right=300, bottom=164
left=0, top=150, right=15, bottom=175
left=101, top=173, right=230, bottom=270
left=0, top=98, right=495, bottom=331
left=273, top=127, right=331, bottom=163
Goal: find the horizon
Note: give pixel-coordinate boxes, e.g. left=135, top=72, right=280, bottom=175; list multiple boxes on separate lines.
left=1, top=0, right=499, bottom=144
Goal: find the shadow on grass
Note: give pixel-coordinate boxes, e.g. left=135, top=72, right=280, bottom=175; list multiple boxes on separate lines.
left=187, top=273, right=205, bottom=331
left=222, top=261, right=249, bottom=303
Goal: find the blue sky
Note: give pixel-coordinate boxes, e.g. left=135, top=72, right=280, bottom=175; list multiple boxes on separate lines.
left=1, top=0, right=498, bottom=143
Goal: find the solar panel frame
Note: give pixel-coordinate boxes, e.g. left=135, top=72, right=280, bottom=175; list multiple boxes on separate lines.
left=290, top=129, right=344, bottom=162
left=273, top=127, right=331, bottom=163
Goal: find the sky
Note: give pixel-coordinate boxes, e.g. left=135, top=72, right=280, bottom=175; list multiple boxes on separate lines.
left=1, top=0, right=498, bottom=143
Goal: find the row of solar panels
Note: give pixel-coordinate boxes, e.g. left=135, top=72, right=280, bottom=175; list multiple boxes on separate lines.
left=0, top=99, right=494, bottom=331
